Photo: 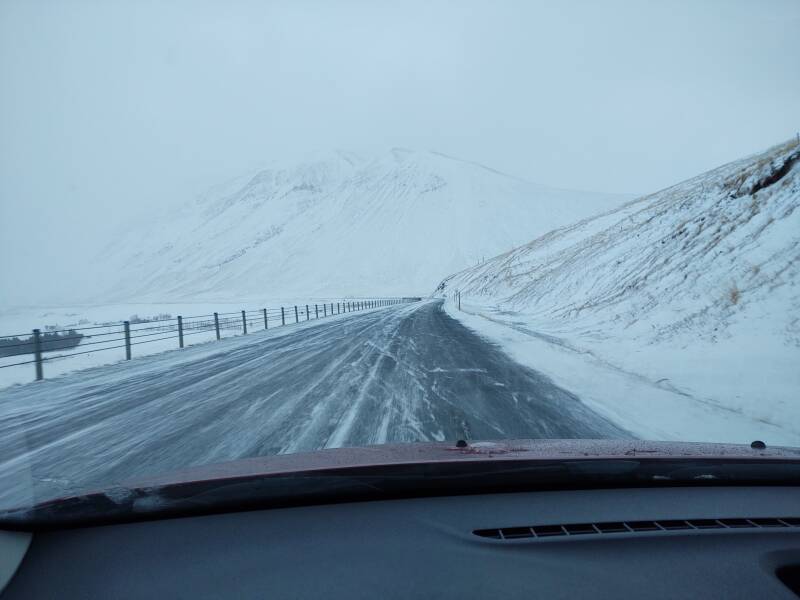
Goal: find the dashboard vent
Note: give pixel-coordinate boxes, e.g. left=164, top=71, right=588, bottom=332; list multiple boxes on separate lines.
left=474, top=517, right=800, bottom=540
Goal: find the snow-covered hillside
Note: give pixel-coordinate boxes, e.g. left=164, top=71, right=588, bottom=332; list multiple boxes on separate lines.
left=97, top=149, right=627, bottom=301
left=439, top=139, right=800, bottom=445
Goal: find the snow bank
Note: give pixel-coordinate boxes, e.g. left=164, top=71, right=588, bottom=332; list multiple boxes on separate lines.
left=440, top=139, right=800, bottom=446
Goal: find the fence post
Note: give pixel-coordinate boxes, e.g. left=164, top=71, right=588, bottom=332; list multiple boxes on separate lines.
left=281, top=307, right=285, bottom=326
left=294, top=306, right=299, bottom=323
left=263, top=308, right=268, bottom=329
left=124, top=321, right=131, bottom=360
left=178, top=316, right=184, bottom=348
left=315, top=304, right=319, bottom=319
left=306, top=304, right=309, bottom=321
left=242, top=310, right=247, bottom=335
left=323, top=304, right=327, bottom=317
left=33, top=328, right=43, bottom=381
left=214, top=312, right=220, bottom=340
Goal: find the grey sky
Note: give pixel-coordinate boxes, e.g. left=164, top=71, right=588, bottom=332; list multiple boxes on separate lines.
left=1, top=0, right=798, bottom=305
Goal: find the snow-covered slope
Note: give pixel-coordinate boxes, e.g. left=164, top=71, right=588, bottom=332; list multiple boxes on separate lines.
left=97, top=149, right=627, bottom=301
left=439, top=139, right=800, bottom=444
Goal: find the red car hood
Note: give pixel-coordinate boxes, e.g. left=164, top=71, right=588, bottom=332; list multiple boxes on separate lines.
left=5, top=439, right=799, bottom=530
left=127, top=438, right=800, bottom=489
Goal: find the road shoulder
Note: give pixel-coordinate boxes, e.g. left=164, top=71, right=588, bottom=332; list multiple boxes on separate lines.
left=443, top=300, right=800, bottom=447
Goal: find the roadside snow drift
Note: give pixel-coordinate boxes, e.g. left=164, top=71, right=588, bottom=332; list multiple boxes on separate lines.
left=96, top=149, right=627, bottom=301
left=439, top=139, right=800, bottom=445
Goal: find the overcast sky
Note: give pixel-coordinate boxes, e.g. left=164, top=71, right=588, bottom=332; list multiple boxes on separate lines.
left=1, top=0, right=798, bottom=305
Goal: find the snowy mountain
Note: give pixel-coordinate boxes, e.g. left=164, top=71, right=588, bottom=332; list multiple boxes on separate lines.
left=439, top=138, right=800, bottom=444
left=97, top=149, right=628, bottom=301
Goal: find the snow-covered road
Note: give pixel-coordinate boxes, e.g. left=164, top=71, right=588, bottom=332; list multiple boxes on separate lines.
left=0, top=299, right=628, bottom=509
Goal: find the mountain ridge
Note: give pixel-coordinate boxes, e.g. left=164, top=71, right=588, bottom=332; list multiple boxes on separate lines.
left=96, top=148, right=629, bottom=302
left=437, top=138, right=800, bottom=443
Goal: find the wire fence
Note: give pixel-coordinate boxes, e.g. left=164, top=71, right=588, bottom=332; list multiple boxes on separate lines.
left=0, top=297, right=421, bottom=382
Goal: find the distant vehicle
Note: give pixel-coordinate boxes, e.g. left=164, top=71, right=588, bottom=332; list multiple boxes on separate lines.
left=0, top=330, right=84, bottom=358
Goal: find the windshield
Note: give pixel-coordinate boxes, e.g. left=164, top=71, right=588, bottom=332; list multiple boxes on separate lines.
left=0, top=0, right=798, bottom=519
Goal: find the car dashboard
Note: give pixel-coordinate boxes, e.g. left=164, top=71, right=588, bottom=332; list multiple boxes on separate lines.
left=2, top=485, right=799, bottom=598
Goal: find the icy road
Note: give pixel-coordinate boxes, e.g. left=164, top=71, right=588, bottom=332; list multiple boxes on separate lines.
left=0, top=300, right=628, bottom=508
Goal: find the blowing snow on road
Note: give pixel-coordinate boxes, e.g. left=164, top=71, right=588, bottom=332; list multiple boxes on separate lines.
left=0, top=300, right=627, bottom=508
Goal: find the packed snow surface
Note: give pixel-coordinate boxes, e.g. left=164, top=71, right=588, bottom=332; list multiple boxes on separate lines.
left=0, top=301, right=627, bottom=510
left=439, top=139, right=800, bottom=446
left=95, top=149, right=627, bottom=301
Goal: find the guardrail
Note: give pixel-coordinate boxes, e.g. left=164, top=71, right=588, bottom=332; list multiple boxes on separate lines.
left=0, top=297, right=421, bottom=382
